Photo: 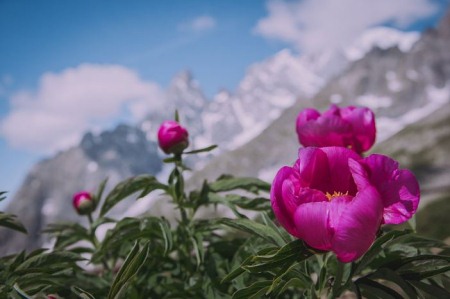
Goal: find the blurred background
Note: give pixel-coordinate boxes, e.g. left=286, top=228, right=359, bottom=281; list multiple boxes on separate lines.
left=1, top=0, right=450, bottom=254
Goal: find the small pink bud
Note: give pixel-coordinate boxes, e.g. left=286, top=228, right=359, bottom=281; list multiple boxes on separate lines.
left=47, top=295, right=58, bottom=299
left=157, top=120, right=189, bottom=155
left=72, top=191, right=94, bottom=215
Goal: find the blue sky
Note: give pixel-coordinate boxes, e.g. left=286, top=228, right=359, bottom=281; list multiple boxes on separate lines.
left=0, top=0, right=449, bottom=204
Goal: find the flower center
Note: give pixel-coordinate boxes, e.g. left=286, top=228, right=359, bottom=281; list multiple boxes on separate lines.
left=325, top=191, right=348, bottom=201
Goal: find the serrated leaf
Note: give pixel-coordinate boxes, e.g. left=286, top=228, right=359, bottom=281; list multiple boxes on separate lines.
left=0, top=212, right=27, bottom=234
left=209, top=176, right=270, bottom=193
left=100, top=175, right=167, bottom=217
left=220, top=218, right=285, bottom=246
left=107, top=241, right=150, bottom=299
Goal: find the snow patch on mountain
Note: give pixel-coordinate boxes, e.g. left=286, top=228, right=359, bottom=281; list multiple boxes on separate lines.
left=346, top=27, right=420, bottom=61
left=377, top=83, right=450, bottom=141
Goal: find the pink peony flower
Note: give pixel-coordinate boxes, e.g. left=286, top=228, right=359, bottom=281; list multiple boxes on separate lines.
left=296, top=105, right=376, bottom=154
left=72, top=191, right=94, bottom=215
left=271, top=147, right=419, bottom=262
left=157, top=120, right=189, bottom=155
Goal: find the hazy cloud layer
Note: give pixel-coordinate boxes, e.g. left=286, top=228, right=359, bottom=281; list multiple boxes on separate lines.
left=254, top=0, right=439, bottom=53
left=178, top=15, right=217, bottom=32
left=0, top=64, right=164, bottom=154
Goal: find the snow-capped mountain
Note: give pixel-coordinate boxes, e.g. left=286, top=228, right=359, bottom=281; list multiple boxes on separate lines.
left=3, top=13, right=448, bottom=255
left=200, top=49, right=325, bottom=150
left=188, top=10, right=450, bottom=197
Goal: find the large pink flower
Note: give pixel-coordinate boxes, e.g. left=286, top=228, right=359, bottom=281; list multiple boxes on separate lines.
left=271, top=147, right=419, bottom=262
left=296, top=105, right=376, bottom=154
left=157, top=120, right=189, bottom=155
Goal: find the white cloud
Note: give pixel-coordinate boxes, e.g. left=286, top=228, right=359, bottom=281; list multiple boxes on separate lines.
left=178, top=15, right=217, bottom=32
left=0, top=64, right=165, bottom=154
left=254, top=0, right=439, bottom=53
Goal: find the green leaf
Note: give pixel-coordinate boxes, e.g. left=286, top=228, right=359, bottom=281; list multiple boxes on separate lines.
left=244, top=240, right=314, bottom=273
left=354, top=229, right=412, bottom=275
left=279, top=278, right=310, bottom=295
left=12, top=283, right=32, bottom=299
left=220, top=249, right=258, bottom=283
left=158, top=218, right=173, bottom=255
left=209, top=176, right=270, bottom=193
left=100, top=175, right=167, bottom=217
left=15, top=251, right=82, bottom=273
left=191, top=233, right=205, bottom=267
left=400, top=265, right=450, bottom=280
left=44, top=223, right=90, bottom=249
left=184, top=145, right=217, bottom=155
left=409, top=280, right=450, bottom=298
left=94, top=178, right=109, bottom=207
left=383, top=254, right=450, bottom=272
left=220, top=218, right=285, bottom=246
left=0, top=212, right=27, bottom=234
left=71, top=286, right=96, bottom=299
left=0, top=191, right=7, bottom=202
left=107, top=241, right=150, bottom=299
left=369, top=268, right=417, bottom=298
left=232, top=281, right=272, bottom=299
left=357, top=277, right=403, bottom=299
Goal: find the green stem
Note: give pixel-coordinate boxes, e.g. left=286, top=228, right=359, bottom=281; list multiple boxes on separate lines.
left=331, top=260, right=345, bottom=298
left=171, top=154, right=195, bottom=276
left=86, top=212, right=111, bottom=272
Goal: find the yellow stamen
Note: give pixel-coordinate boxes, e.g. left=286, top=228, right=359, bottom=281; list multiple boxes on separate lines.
left=325, top=191, right=348, bottom=201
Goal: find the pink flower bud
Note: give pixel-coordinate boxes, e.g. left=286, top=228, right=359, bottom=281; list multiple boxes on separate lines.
left=72, top=191, right=94, bottom=215
left=157, top=120, right=189, bottom=155
left=296, top=105, right=376, bottom=154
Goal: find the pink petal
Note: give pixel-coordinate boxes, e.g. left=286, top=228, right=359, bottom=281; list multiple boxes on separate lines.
left=320, top=147, right=360, bottom=195
left=271, top=167, right=303, bottom=237
left=296, top=106, right=354, bottom=148
left=341, top=106, right=376, bottom=153
left=363, top=154, right=420, bottom=224
left=348, top=158, right=371, bottom=190
left=294, top=201, right=333, bottom=251
left=271, top=166, right=329, bottom=238
left=331, top=186, right=383, bottom=262
left=296, top=147, right=330, bottom=191
left=296, top=108, right=321, bottom=127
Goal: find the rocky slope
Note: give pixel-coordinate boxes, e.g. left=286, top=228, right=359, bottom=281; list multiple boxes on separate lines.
left=371, top=101, right=450, bottom=207
left=0, top=124, right=161, bottom=254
